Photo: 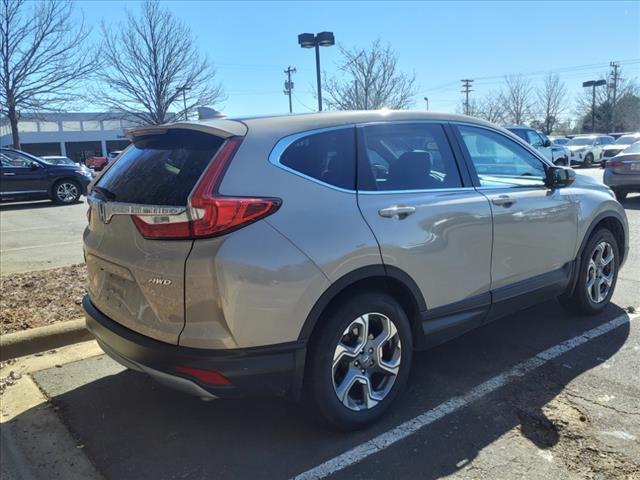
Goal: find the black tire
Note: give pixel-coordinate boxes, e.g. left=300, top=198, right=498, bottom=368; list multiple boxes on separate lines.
left=555, top=158, right=567, bottom=166
left=305, top=291, right=413, bottom=430
left=614, top=190, right=627, bottom=202
left=52, top=179, right=81, bottom=204
left=558, top=228, right=619, bottom=315
left=583, top=153, right=594, bottom=168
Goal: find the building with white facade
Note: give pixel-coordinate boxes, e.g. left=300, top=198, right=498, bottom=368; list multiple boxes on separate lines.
left=0, top=113, right=134, bottom=163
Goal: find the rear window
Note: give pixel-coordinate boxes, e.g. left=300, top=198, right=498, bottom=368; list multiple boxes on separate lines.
left=96, top=130, right=224, bottom=205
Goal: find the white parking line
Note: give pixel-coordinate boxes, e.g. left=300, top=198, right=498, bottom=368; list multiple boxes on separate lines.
left=293, top=313, right=633, bottom=480
left=0, top=241, right=83, bottom=253
left=1, top=224, right=84, bottom=233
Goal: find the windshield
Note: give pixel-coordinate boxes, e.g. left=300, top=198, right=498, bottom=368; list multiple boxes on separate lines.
left=41, top=156, right=75, bottom=166
left=615, top=135, right=640, bottom=145
left=567, top=137, right=594, bottom=146
left=623, top=142, right=640, bottom=154
left=552, top=138, right=568, bottom=145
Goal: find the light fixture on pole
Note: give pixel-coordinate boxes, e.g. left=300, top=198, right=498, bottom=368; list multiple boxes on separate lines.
left=298, top=31, right=335, bottom=112
left=582, top=79, right=606, bottom=133
left=424, top=96, right=429, bottom=111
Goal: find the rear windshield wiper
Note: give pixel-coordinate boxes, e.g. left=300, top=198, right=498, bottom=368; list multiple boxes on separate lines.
left=92, top=186, right=116, bottom=201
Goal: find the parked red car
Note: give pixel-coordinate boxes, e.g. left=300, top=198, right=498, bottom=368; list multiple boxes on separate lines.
left=86, top=156, right=108, bottom=171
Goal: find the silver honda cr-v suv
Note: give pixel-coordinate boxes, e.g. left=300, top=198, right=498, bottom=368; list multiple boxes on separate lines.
left=84, top=111, right=628, bottom=429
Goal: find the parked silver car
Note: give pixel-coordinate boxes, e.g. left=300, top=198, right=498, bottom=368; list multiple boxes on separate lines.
left=83, top=112, right=628, bottom=429
left=604, top=142, right=640, bottom=201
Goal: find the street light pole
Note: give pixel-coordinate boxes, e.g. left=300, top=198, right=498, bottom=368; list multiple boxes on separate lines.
left=315, top=43, right=322, bottom=111
left=424, top=96, right=429, bottom=111
left=582, top=79, right=606, bottom=133
left=298, top=32, right=335, bottom=112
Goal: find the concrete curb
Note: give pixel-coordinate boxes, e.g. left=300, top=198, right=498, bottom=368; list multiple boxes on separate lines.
left=1, top=319, right=92, bottom=361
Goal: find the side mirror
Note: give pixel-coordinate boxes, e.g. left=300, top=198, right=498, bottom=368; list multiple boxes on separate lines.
left=543, top=139, right=552, bottom=147
left=546, top=166, right=575, bottom=188
left=30, top=161, right=40, bottom=170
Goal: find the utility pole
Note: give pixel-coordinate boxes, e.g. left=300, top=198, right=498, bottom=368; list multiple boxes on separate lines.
left=461, top=79, right=474, bottom=115
left=609, top=61, right=620, bottom=132
left=283, top=66, right=296, bottom=113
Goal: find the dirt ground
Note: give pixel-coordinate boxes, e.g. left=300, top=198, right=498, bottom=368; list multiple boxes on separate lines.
left=0, top=264, right=87, bottom=334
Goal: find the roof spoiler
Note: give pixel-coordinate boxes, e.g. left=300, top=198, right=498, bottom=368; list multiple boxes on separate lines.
left=127, top=119, right=247, bottom=141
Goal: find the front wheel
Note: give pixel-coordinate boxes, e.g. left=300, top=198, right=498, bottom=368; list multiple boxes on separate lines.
left=306, top=292, right=413, bottom=430
left=52, top=180, right=81, bottom=204
left=583, top=153, right=594, bottom=168
left=555, top=158, right=567, bottom=166
left=559, top=228, right=619, bottom=315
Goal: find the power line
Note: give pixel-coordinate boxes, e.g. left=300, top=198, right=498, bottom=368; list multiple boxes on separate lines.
left=292, top=91, right=315, bottom=112
left=426, top=58, right=640, bottom=93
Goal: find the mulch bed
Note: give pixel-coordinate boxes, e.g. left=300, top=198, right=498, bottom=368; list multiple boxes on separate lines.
left=0, top=264, right=87, bottom=335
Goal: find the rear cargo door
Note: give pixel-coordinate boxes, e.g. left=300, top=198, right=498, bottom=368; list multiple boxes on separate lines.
left=84, top=129, right=226, bottom=344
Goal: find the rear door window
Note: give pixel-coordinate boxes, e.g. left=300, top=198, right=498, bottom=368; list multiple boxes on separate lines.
left=278, top=127, right=356, bottom=190
left=95, top=129, right=224, bottom=205
left=358, top=123, right=462, bottom=191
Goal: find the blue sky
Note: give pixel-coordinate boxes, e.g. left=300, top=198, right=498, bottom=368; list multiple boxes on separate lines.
left=75, top=0, right=640, bottom=118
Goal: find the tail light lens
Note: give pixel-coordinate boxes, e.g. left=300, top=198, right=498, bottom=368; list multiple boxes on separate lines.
left=606, top=159, right=623, bottom=168
left=132, top=137, right=281, bottom=240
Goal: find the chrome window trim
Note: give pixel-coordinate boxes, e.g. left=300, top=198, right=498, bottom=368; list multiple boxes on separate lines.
left=358, top=186, right=477, bottom=195
left=268, top=125, right=357, bottom=194
left=268, top=120, right=516, bottom=196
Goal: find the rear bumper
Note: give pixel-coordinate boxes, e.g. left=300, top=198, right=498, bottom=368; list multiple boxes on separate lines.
left=83, top=296, right=306, bottom=399
left=603, top=170, right=640, bottom=191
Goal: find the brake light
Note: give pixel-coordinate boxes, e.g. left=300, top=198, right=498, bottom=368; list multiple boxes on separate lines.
left=132, top=137, right=281, bottom=240
left=606, top=159, right=623, bottom=168
left=175, top=365, right=231, bottom=386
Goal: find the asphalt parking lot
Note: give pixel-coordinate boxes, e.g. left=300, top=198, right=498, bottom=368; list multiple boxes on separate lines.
left=0, top=200, right=87, bottom=275
left=1, top=168, right=639, bottom=479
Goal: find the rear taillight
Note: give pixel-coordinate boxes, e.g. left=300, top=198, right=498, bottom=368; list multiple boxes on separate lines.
left=606, top=159, right=623, bottom=168
left=132, top=137, right=281, bottom=240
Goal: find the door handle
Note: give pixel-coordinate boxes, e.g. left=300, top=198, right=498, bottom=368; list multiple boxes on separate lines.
left=378, top=205, right=416, bottom=219
left=2, top=173, right=16, bottom=176
left=491, top=195, right=516, bottom=207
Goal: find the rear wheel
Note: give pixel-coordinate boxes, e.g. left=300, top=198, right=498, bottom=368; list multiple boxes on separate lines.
left=559, top=228, right=619, bottom=315
left=306, top=291, right=412, bottom=430
left=52, top=180, right=81, bottom=204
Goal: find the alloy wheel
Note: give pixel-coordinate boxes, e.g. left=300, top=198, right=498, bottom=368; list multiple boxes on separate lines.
left=585, top=241, right=615, bottom=304
left=332, top=313, right=402, bottom=411
left=56, top=182, right=79, bottom=202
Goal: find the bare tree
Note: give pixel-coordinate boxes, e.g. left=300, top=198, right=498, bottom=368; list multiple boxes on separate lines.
left=500, top=75, right=533, bottom=125
left=323, top=39, right=416, bottom=110
left=0, top=0, right=95, bottom=148
left=457, top=90, right=504, bottom=124
left=95, top=1, right=224, bottom=125
left=535, top=73, right=567, bottom=134
left=575, top=70, right=638, bottom=132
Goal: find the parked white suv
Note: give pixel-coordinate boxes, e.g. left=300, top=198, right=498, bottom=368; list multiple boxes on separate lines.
left=506, top=127, right=569, bottom=165
left=567, top=135, right=614, bottom=167
left=600, top=133, right=640, bottom=167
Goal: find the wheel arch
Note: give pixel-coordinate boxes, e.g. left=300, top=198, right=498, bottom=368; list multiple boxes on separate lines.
left=298, top=265, right=426, bottom=345
left=567, top=211, right=627, bottom=296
